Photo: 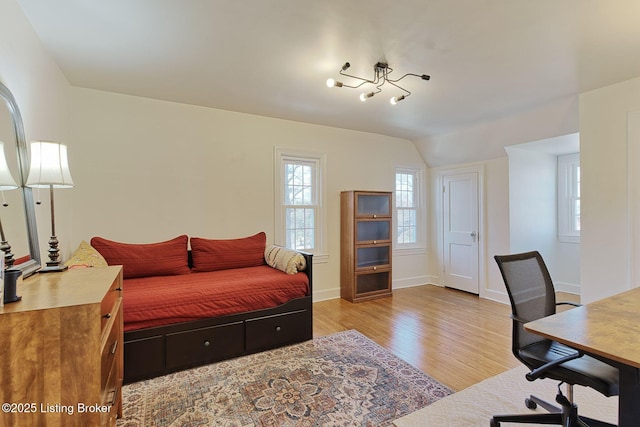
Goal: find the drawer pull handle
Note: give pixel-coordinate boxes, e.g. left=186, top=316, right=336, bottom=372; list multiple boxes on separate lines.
left=115, top=287, right=123, bottom=292
left=373, top=240, right=377, bottom=244
left=275, top=326, right=281, bottom=332
left=373, top=214, right=377, bottom=219
left=203, top=340, right=211, bottom=347
left=103, top=313, right=112, bottom=319
left=111, top=340, right=118, bottom=355
left=107, top=388, right=118, bottom=406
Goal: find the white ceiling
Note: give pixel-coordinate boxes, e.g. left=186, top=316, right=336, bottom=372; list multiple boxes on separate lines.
left=15, top=0, right=640, bottom=141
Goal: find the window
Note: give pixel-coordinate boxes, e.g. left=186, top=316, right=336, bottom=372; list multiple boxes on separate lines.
left=558, top=153, right=580, bottom=243
left=395, top=166, right=425, bottom=250
left=275, top=148, right=325, bottom=255
left=284, top=161, right=315, bottom=249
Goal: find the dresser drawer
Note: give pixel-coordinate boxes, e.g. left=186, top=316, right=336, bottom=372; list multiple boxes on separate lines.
left=101, top=303, right=121, bottom=390
left=101, top=359, right=120, bottom=427
left=166, top=321, right=244, bottom=370
left=100, top=277, right=122, bottom=332
left=245, top=309, right=310, bottom=352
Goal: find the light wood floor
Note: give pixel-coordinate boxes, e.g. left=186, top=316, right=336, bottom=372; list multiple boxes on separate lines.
left=313, top=285, right=520, bottom=391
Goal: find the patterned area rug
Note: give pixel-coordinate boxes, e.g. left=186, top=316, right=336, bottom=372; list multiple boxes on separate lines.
left=116, top=330, right=452, bottom=427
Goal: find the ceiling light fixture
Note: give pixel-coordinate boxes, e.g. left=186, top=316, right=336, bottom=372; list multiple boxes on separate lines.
left=326, top=62, right=430, bottom=105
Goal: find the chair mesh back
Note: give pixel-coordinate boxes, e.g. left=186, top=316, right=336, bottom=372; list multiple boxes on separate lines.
left=494, top=251, right=556, bottom=353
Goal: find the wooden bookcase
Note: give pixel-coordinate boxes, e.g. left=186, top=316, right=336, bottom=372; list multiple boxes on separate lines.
left=340, top=190, right=392, bottom=302
left=0, top=266, right=123, bottom=427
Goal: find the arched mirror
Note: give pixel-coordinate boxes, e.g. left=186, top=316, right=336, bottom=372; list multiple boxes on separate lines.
left=0, top=81, right=40, bottom=277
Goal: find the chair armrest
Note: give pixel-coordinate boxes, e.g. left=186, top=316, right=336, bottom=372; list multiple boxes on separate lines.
left=556, top=301, right=581, bottom=307
left=525, top=349, right=583, bottom=381
left=510, top=314, right=529, bottom=324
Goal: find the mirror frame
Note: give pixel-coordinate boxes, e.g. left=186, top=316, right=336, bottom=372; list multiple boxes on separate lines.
left=0, top=81, right=41, bottom=277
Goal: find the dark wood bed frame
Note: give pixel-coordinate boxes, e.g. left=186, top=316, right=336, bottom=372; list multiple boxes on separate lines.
left=123, top=252, right=313, bottom=384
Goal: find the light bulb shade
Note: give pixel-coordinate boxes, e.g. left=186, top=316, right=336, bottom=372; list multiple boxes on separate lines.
left=26, top=141, right=74, bottom=188
left=360, top=92, right=374, bottom=102
left=0, top=141, right=18, bottom=190
left=390, top=95, right=406, bottom=105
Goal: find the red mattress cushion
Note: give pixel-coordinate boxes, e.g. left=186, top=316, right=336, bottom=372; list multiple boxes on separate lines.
left=190, top=232, right=266, bottom=272
left=91, top=235, right=191, bottom=279
left=122, top=265, right=309, bottom=331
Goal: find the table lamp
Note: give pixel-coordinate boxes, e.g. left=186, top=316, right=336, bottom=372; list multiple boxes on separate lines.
left=25, top=141, right=74, bottom=272
left=0, top=141, right=18, bottom=269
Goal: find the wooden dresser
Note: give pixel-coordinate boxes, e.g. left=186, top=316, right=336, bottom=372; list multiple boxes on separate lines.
left=0, top=266, right=123, bottom=427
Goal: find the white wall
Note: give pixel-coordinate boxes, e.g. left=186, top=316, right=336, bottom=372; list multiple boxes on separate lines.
left=504, top=134, right=581, bottom=293
left=503, top=146, right=580, bottom=293
left=0, top=0, right=72, bottom=264
left=69, top=87, right=431, bottom=300
left=580, top=76, right=640, bottom=303
left=506, top=147, right=557, bottom=257
left=417, top=96, right=579, bottom=303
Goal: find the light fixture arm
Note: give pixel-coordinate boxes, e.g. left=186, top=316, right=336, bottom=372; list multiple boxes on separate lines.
left=327, top=61, right=430, bottom=104
left=337, top=62, right=378, bottom=89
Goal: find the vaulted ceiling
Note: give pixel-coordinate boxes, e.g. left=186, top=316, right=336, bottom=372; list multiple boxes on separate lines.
left=15, top=0, right=640, bottom=140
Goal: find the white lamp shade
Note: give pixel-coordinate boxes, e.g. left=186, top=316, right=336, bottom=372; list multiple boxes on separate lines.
left=26, top=141, right=74, bottom=188
left=0, top=141, right=18, bottom=191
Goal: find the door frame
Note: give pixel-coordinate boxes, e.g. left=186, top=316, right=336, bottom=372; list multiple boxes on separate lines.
left=436, top=164, right=486, bottom=298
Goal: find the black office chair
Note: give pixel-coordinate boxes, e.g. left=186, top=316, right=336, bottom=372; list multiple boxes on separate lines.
left=491, top=251, right=618, bottom=427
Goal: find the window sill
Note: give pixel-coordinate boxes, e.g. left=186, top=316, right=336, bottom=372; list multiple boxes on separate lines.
left=311, top=253, right=329, bottom=264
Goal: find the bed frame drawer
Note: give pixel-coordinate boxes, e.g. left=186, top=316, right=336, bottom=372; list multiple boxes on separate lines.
left=166, top=321, right=244, bottom=370
left=245, top=309, right=310, bottom=353
left=124, top=335, right=165, bottom=383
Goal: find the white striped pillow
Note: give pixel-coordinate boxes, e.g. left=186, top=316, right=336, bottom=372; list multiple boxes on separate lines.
left=264, top=245, right=306, bottom=274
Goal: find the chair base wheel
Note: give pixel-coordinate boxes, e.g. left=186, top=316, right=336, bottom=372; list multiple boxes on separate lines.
left=525, top=397, right=537, bottom=410
left=490, top=418, right=499, bottom=427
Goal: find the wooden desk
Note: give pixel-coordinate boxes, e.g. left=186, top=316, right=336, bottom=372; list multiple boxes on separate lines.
left=525, top=287, right=640, bottom=427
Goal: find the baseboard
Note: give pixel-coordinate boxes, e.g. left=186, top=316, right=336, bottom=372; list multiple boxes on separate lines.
left=483, top=288, right=509, bottom=304
left=553, top=281, right=580, bottom=295
left=312, top=276, right=440, bottom=302
left=393, top=275, right=435, bottom=289
left=312, top=287, right=340, bottom=302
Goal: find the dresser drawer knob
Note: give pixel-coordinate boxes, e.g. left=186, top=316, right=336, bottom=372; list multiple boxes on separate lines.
left=275, top=326, right=281, bottom=332
left=373, top=266, right=377, bottom=271
left=115, top=287, right=122, bottom=292
left=203, top=340, right=211, bottom=347
left=103, top=313, right=111, bottom=319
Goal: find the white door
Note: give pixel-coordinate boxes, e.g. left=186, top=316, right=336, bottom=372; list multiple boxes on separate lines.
left=442, top=171, right=479, bottom=294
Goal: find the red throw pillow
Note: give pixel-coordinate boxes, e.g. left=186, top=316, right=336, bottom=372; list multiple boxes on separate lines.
left=90, top=235, right=190, bottom=279
left=190, top=232, right=266, bottom=272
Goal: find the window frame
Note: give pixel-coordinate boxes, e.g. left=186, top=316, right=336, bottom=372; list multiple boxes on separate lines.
left=394, top=165, right=426, bottom=252
left=274, top=147, right=327, bottom=260
left=557, top=152, right=580, bottom=243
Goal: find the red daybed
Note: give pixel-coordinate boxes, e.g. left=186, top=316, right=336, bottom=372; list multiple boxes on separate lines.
left=90, top=233, right=313, bottom=384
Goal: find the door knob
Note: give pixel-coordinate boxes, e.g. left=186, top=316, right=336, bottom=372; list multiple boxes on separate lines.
left=470, top=231, right=477, bottom=242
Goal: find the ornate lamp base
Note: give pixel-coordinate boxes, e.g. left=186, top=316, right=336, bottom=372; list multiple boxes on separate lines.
left=39, top=235, right=68, bottom=273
